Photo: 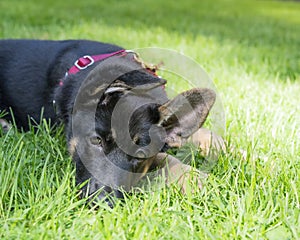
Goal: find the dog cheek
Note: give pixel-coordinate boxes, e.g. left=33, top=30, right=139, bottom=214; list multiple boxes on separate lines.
left=68, top=137, right=79, bottom=157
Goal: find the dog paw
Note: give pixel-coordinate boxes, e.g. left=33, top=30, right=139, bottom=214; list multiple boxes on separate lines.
left=189, top=128, right=226, bottom=159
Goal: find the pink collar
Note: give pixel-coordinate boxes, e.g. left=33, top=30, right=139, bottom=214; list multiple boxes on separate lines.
left=59, top=49, right=160, bottom=87
left=68, top=49, right=125, bottom=75
left=59, top=49, right=125, bottom=86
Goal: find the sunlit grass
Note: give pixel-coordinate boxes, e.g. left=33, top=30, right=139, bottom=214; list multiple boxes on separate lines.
left=0, top=0, right=299, bottom=239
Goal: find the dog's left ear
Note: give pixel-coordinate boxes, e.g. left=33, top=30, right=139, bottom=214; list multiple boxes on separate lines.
left=158, top=88, right=216, bottom=147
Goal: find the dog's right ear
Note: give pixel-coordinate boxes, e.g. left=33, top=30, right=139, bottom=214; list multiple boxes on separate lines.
left=98, top=81, right=131, bottom=105
left=100, top=75, right=167, bottom=106
left=158, top=88, right=216, bottom=148
left=104, top=81, right=132, bottom=94
left=73, top=54, right=144, bottom=109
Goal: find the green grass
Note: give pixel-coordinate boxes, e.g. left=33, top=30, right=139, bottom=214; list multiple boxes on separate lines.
left=0, top=0, right=299, bottom=239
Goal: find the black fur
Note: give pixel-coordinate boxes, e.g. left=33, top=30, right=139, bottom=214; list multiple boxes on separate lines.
left=0, top=39, right=123, bottom=129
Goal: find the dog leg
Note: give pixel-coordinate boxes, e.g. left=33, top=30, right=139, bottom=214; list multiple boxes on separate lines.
left=0, top=119, right=11, bottom=133
left=154, top=153, right=208, bottom=194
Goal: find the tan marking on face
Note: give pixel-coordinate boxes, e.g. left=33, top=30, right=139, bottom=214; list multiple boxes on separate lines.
left=0, top=119, right=11, bottom=133
left=111, top=128, right=117, bottom=140
left=133, top=134, right=139, bottom=144
left=69, top=137, right=78, bottom=157
left=133, top=157, right=156, bottom=182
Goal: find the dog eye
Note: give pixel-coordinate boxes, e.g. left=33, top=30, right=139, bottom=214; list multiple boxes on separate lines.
left=90, top=136, right=102, bottom=146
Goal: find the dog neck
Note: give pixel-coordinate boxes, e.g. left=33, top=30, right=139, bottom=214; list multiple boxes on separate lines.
left=59, top=50, right=126, bottom=86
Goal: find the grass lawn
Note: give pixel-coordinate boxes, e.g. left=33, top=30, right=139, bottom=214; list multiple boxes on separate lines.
left=0, top=0, right=299, bottom=239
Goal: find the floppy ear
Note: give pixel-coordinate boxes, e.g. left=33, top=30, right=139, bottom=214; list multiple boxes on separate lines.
left=158, top=88, right=216, bottom=147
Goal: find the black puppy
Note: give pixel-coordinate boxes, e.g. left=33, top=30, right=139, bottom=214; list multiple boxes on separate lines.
left=0, top=39, right=219, bottom=206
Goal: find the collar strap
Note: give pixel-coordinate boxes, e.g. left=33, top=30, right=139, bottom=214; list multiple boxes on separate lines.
left=68, top=49, right=126, bottom=75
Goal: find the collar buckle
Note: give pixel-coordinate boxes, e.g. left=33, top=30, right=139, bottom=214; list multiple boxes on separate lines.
left=74, top=55, right=95, bottom=70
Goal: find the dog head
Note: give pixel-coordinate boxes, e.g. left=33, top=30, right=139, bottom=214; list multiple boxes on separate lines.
left=62, top=53, right=216, bottom=206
